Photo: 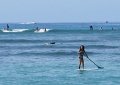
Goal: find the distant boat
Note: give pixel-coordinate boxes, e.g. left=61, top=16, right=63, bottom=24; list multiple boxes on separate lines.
left=20, top=22, right=37, bottom=24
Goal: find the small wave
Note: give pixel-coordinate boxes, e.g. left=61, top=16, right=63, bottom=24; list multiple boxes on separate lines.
left=0, top=28, right=51, bottom=33
left=86, top=45, right=118, bottom=49
left=0, top=28, right=114, bottom=33
left=14, top=50, right=77, bottom=56
left=0, top=39, right=98, bottom=44
left=0, top=39, right=52, bottom=43
left=113, top=53, right=120, bottom=55
left=12, top=50, right=102, bottom=57
left=34, top=29, right=51, bottom=33
left=1, top=29, right=28, bottom=32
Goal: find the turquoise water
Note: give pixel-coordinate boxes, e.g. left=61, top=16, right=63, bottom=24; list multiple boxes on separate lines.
left=0, top=23, right=120, bottom=85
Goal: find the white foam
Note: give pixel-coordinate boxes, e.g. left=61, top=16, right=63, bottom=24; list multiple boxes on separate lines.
left=2, top=29, right=28, bottom=32
left=34, top=29, right=50, bottom=33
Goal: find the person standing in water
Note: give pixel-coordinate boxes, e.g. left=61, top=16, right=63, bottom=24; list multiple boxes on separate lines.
left=78, top=45, right=85, bottom=69
left=90, top=25, right=93, bottom=30
left=45, top=28, right=47, bottom=32
left=36, top=27, right=39, bottom=31
left=7, top=24, right=9, bottom=30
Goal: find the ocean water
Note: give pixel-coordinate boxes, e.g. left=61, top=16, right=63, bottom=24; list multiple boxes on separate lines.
left=0, top=23, right=120, bottom=85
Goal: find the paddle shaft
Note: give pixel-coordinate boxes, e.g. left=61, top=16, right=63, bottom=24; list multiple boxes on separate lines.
left=84, top=51, right=102, bottom=68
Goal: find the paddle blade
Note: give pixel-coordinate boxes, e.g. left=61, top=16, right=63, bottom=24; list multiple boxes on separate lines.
left=98, top=66, right=104, bottom=69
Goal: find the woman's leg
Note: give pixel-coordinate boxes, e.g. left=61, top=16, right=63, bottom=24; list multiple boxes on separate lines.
left=79, top=60, right=81, bottom=69
left=79, top=59, right=82, bottom=69
left=81, top=58, right=84, bottom=69
left=82, top=59, right=84, bottom=69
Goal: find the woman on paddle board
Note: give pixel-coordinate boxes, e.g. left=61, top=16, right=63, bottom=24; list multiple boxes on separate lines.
left=78, top=45, right=85, bottom=69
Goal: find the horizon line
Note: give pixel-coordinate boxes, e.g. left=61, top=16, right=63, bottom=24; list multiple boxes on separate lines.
left=1, top=21, right=120, bottom=24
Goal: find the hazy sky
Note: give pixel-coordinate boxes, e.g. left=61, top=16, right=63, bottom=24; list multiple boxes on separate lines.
left=0, top=0, right=120, bottom=22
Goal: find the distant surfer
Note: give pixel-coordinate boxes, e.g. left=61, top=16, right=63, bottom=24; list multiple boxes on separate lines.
left=100, top=27, right=103, bottom=30
left=6, top=24, right=9, bottom=30
left=45, top=28, right=47, bottom=32
left=78, top=45, right=85, bottom=69
left=90, top=25, right=93, bottom=30
left=50, top=42, right=55, bottom=44
left=36, top=27, right=39, bottom=31
left=4, top=24, right=10, bottom=31
left=112, top=27, right=114, bottom=30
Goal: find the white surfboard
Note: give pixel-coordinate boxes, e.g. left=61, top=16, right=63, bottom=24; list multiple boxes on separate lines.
left=77, top=68, right=98, bottom=71
left=2, top=29, right=28, bottom=32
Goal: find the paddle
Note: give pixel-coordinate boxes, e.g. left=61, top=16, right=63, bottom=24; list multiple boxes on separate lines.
left=84, top=51, right=104, bottom=69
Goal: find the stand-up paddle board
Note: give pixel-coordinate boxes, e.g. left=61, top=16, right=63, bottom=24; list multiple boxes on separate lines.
left=77, top=68, right=98, bottom=71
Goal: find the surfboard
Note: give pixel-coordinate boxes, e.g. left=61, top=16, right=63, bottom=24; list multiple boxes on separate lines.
left=2, top=29, right=27, bottom=32
left=77, top=68, right=98, bottom=71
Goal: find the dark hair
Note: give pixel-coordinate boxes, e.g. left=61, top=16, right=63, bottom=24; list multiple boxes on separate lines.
left=80, top=45, right=85, bottom=51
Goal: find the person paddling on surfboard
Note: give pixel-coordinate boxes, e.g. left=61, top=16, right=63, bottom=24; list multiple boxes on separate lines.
left=78, top=45, right=104, bottom=69
left=7, top=24, right=10, bottom=31
left=78, top=45, right=85, bottom=69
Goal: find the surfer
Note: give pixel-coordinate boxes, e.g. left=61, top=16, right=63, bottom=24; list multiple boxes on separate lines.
left=36, top=27, right=39, bottom=31
left=45, top=28, right=47, bottom=32
left=50, top=42, right=55, bottom=44
left=78, top=45, right=85, bottom=69
left=90, top=25, right=93, bottom=30
left=100, top=27, right=103, bottom=30
left=6, top=24, right=9, bottom=30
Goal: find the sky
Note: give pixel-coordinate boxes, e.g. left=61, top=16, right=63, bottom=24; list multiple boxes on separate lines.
left=0, top=0, right=120, bottom=23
